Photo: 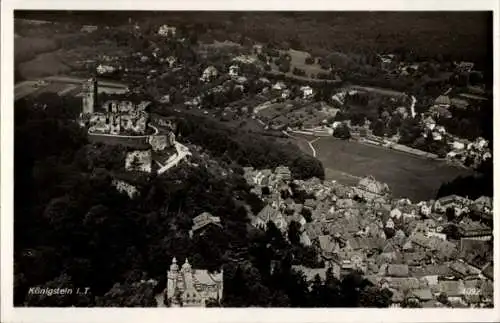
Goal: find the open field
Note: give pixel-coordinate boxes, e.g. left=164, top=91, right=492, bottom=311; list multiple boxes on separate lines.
left=294, top=136, right=471, bottom=201
left=15, top=76, right=128, bottom=101
left=269, top=48, right=329, bottom=79
left=15, top=80, right=74, bottom=100
left=14, top=81, right=41, bottom=100
left=14, top=36, right=59, bottom=64
left=15, top=21, right=133, bottom=80
left=287, top=49, right=324, bottom=73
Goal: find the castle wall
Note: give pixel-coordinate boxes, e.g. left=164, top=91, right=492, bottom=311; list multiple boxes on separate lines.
left=88, top=133, right=150, bottom=149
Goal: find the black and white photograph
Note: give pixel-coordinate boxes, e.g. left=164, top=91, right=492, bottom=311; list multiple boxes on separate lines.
left=1, top=1, right=499, bottom=322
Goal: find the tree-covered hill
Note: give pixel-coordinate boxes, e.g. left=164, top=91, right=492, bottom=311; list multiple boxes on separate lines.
left=14, top=95, right=390, bottom=307
left=15, top=11, right=492, bottom=70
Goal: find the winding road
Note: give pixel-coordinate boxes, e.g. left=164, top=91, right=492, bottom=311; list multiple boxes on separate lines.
left=156, top=141, right=191, bottom=175
left=282, top=130, right=319, bottom=157
left=410, top=95, right=417, bottom=119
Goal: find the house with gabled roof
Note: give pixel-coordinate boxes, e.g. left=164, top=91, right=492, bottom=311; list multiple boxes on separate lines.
left=409, top=264, right=452, bottom=286
left=337, top=251, right=367, bottom=276
left=316, top=235, right=340, bottom=260
left=159, top=257, right=223, bottom=307
left=403, top=252, right=427, bottom=267
left=189, top=212, right=222, bottom=238
left=252, top=204, right=287, bottom=232
left=383, top=277, right=421, bottom=292
left=407, top=288, right=433, bottom=303
left=386, top=264, right=409, bottom=277
left=354, top=176, right=391, bottom=201
left=459, top=238, right=491, bottom=270
left=200, top=66, right=219, bottom=82
left=435, top=95, right=451, bottom=108
left=457, top=220, right=492, bottom=240
left=402, top=239, right=415, bottom=253
left=438, top=280, right=465, bottom=304
left=304, top=222, right=324, bottom=241
left=434, top=195, right=469, bottom=213
left=470, top=196, right=493, bottom=224
left=431, top=238, right=458, bottom=260
left=448, top=261, right=478, bottom=279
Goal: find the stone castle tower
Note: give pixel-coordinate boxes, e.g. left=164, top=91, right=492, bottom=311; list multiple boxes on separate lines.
left=82, top=77, right=98, bottom=114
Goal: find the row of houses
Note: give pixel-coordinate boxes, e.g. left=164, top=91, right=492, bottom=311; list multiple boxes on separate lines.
left=240, top=165, right=493, bottom=308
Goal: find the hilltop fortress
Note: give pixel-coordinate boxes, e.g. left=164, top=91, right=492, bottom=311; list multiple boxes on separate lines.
left=78, top=77, right=183, bottom=178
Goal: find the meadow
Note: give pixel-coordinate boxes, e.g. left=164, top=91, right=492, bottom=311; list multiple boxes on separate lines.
left=303, top=136, right=472, bottom=201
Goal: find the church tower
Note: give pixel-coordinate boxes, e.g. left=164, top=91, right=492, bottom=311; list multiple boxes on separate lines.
left=181, top=258, right=194, bottom=289
left=166, top=257, right=179, bottom=301
left=82, top=77, right=98, bottom=114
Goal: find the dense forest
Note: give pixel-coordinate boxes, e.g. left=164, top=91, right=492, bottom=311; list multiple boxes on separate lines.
left=15, top=11, right=493, bottom=70
left=436, top=158, right=493, bottom=200
left=170, top=112, right=325, bottom=180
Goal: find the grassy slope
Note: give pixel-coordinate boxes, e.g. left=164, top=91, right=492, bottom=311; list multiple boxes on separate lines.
left=309, top=136, right=471, bottom=201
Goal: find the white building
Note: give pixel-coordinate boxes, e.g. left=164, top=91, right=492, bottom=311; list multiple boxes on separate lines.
left=158, top=258, right=223, bottom=307
left=160, top=94, right=171, bottom=104
left=332, top=121, right=343, bottom=129
left=272, top=81, right=287, bottom=91
left=432, top=132, right=443, bottom=141
left=281, top=89, right=291, bottom=99
left=390, top=208, right=402, bottom=219
left=300, top=86, right=314, bottom=99
left=96, top=64, right=116, bottom=75
left=200, top=66, right=218, bottom=82
left=476, top=137, right=488, bottom=149
left=483, top=151, right=492, bottom=161
left=435, top=125, right=446, bottom=134
left=419, top=203, right=432, bottom=217
left=331, top=91, right=347, bottom=105
left=452, top=141, right=466, bottom=150
left=165, top=56, right=177, bottom=68
left=423, top=116, right=436, bottom=131
left=426, top=231, right=447, bottom=241
left=228, top=65, right=239, bottom=77
left=235, top=76, right=248, bottom=85
left=158, top=25, right=177, bottom=37
left=435, top=95, right=451, bottom=108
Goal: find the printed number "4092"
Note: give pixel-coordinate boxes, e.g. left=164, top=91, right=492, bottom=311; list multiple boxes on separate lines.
left=464, top=288, right=480, bottom=296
